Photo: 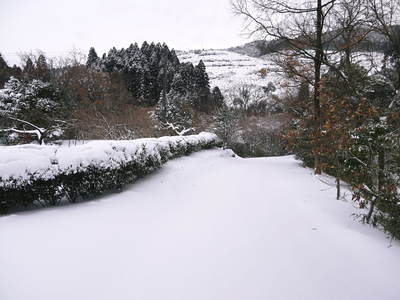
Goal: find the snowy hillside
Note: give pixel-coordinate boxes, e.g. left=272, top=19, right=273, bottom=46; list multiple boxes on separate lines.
left=1, top=149, right=399, bottom=300
left=178, top=49, right=384, bottom=101
left=178, top=49, right=283, bottom=94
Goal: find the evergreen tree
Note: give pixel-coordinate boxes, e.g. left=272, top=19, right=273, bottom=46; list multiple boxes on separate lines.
left=169, top=49, right=180, bottom=67
left=213, top=104, right=241, bottom=148
left=211, top=86, right=224, bottom=108
left=0, top=53, right=8, bottom=70
left=138, top=68, right=152, bottom=104
left=148, top=51, right=161, bottom=102
left=194, top=60, right=210, bottom=91
left=141, top=41, right=150, bottom=59
left=0, top=53, right=10, bottom=88
left=10, top=65, right=22, bottom=80
left=194, top=60, right=211, bottom=110
left=35, top=54, right=50, bottom=81
left=0, top=77, right=67, bottom=144
left=86, top=47, right=99, bottom=69
left=169, top=72, right=187, bottom=95
left=103, top=47, right=119, bottom=72
left=93, top=42, right=213, bottom=107
left=344, top=117, right=400, bottom=237
left=155, top=90, right=194, bottom=136
left=23, top=58, right=35, bottom=81
left=148, top=42, right=156, bottom=57
left=178, top=63, right=196, bottom=92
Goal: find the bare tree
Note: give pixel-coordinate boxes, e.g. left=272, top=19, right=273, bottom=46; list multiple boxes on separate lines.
left=232, top=0, right=339, bottom=173
left=367, top=0, right=400, bottom=38
left=232, top=0, right=371, bottom=173
left=332, top=0, right=371, bottom=66
left=367, top=0, right=400, bottom=91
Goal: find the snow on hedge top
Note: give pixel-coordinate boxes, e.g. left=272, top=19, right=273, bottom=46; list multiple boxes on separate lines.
left=0, top=132, right=219, bottom=186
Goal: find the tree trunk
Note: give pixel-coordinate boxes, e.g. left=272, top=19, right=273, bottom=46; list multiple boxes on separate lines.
left=336, top=177, right=340, bottom=200
left=366, top=196, right=376, bottom=224
left=313, top=0, right=323, bottom=175
left=39, top=136, right=44, bottom=145
left=366, top=149, right=385, bottom=223
left=378, top=149, right=385, bottom=192
left=160, top=51, right=168, bottom=122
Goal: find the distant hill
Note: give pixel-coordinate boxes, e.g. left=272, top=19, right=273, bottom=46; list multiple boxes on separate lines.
left=227, top=30, right=391, bottom=58
left=178, top=27, right=394, bottom=106
left=227, top=40, right=267, bottom=58
left=178, top=46, right=383, bottom=101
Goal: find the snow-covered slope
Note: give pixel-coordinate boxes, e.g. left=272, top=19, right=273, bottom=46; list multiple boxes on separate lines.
left=178, top=49, right=385, bottom=99
left=178, top=49, right=282, bottom=93
left=0, top=149, right=399, bottom=300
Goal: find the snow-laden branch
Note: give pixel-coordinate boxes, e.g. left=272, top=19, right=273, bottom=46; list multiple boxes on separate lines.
left=0, top=113, right=46, bottom=144
left=2, top=114, right=45, bottom=133
left=0, top=128, right=42, bottom=142
left=165, top=122, right=193, bottom=136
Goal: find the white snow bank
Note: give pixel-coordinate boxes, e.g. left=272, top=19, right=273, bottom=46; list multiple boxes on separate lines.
left=0, top=132, right=219, bottom=187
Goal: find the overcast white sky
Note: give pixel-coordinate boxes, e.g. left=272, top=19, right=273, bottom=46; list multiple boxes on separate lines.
left=1, top=0, right=249, bottom=65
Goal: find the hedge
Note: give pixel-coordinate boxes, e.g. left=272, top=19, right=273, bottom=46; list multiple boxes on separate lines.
left=0, top=132, right=221, bottom=213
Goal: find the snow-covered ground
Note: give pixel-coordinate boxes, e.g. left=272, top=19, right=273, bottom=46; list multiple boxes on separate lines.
left=178, top=49, right=282, bottom=93
left=0, top=149, right=399, bottom=300
left=178, top=49, right=384, bottom=104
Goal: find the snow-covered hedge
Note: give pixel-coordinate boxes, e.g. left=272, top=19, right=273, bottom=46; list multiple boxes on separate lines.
left=0, top=132, right=221, bottom=213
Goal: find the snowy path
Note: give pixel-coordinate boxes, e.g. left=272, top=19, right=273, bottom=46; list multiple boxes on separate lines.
left=0, top=149, right=399, bottom=300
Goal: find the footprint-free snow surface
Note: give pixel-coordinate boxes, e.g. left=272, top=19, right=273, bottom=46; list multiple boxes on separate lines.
left=0, top=149, right=399, bottom=300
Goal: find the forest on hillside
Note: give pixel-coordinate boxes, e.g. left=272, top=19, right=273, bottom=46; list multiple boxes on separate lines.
left=0, top=42, right=285, bottom=156
left=0, top=42, right=227, bottom=143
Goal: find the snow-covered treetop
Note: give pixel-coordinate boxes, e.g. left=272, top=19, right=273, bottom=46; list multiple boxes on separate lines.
left=0, top=77, right=59, bottom=116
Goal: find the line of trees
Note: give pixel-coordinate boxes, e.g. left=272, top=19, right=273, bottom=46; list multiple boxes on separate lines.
left=233, top=0, right=400, bottom=239
left=0, top=52, right=68, bottom=144
left=0, top=42, right=285, bottom=157
left=86, top=42, right=221, bottom=109
left=0, top=42, right=226, bottom=144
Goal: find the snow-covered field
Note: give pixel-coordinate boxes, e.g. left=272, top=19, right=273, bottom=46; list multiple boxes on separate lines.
left=178, top=49, right=384, bottom=102
left=178, top=49, right=282, bottom=93
left=1, top=149, right=399, bottom=300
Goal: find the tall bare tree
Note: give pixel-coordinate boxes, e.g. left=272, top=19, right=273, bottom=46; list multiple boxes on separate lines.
left=232, top=0, right=338, bottom=173
left=367, top=0, right=400, bottom=91
left=232, top=0, right=370, bottom=173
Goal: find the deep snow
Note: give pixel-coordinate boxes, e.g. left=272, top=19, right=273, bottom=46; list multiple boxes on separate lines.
left=0, top=132, right=218, bottom=186
left=0, top=149, right=399, bottom=300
